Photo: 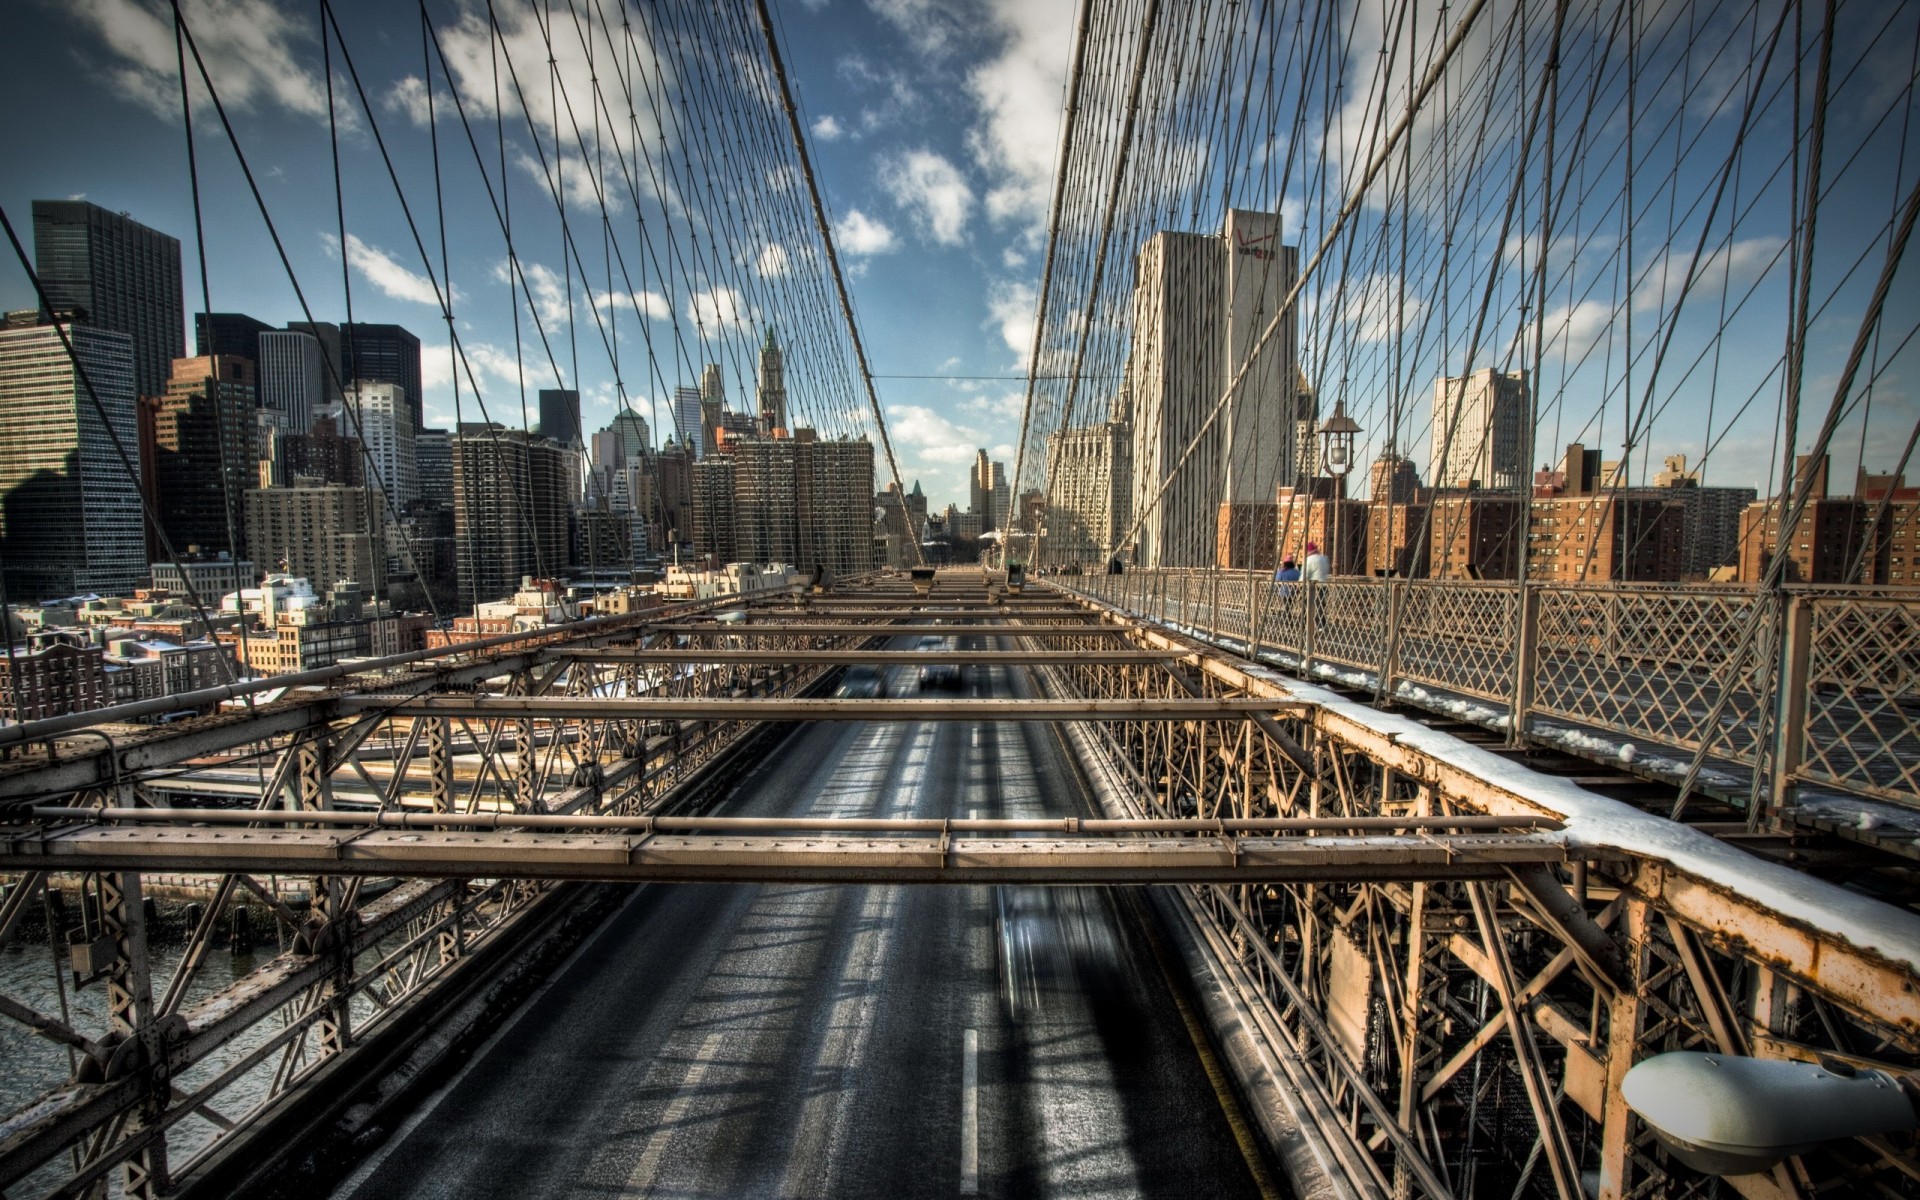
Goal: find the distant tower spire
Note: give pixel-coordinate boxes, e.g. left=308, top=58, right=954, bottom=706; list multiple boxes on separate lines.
left=757, top=326, right=787, bottom=435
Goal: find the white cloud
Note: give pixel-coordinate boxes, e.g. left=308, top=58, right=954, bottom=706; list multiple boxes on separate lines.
left=811, top=113, right=845, bottom=140
left=67, top=0, right=344, bottom=127
left=593, top=290, right=671, bottom=320
left=833, top=209, right=898, bottom=256
left=966, top=0, right=1075, bottom=228
left=1341, top=272, right=1425, bottom=345
left=866, top=0, right=967, bottom=58
left=1543, top=299, right=1615, bottom=361
left=1636, top=235, right=1784, bottom=314
left=493, top=259, right=572, bottom=326
left=382, top=75, right=455, bottom=128
left=432, top=3, right=663, bottom=208
left=757, top=242, right=791, bottom=278
left=323, top=233, right=447, bottom=308
left=880, top=149, right=975, bottom=246
left=687, top=286, right=751, bottom=332
left=984, top=279, right=1038, bottom=368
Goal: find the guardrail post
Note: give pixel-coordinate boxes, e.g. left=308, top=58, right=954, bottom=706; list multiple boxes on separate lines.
left=1250, top=569, right=1268, bottom=658
left=1208, top=569, right=1220, bottom=638
left=1304, top=584, right=1320, bottom=676
left=1376, top=579, right=1404, bottom=707
left=1770, top=593, right=1814, bottom=817
left=1508, top=582, right=1541, bottom=747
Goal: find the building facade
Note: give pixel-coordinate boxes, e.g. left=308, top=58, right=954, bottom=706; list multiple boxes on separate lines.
left=1043, top=421, right=1133, bottom=566
left=0, top=319, right=146, bottom=598
left=1430, top=368, right=1528, bottom=490
left=258, top=329, right=324, bottom=437
left=345, top=380, right=417, bottom=508
left=32, top=200, right=183, bottom=401
left=341, top=323, right=423, bottom=430
left=756, top=329, right=787, bottom=435
left=452, top=426, right=572, bottom=607
left=243, top=485, right=385, bottom=591
left=147, top=355, right=257, bottom=559
left=1130, top=209, right=1299, bottom=566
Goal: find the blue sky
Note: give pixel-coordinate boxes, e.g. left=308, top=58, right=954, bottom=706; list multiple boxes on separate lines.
left=0, top=0, right=1075, bottom=511
left=4, top=0, right=1917, bottom=517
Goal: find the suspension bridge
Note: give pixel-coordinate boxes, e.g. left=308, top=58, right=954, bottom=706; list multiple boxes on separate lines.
left=2, top=0, right=1919, bottom=1198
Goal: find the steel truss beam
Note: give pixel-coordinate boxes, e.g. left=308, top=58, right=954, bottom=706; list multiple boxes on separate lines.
left=633, top=622, right=1125, bottom=636
left=6, top=574, right=1919, bottom=1200
left=336, top=696, right=1303, bottom=721
left=545, top=648, right=1180, bottom=664
left=1055, top=590, right=1920, bottom=1199
left=0, top=826, right=1575, bottom=885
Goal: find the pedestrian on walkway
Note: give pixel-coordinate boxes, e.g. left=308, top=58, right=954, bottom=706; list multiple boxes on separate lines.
left=1302, top=542, right=1331, bottom=582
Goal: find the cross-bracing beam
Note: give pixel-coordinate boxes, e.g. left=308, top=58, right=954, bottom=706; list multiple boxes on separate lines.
left=336, top=696, right=1303, bottom=721
left=2, top=813, right=1577, bottom=884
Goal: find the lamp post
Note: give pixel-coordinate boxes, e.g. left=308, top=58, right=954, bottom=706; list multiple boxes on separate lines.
left=1319, top=401, right=1361, bottom=574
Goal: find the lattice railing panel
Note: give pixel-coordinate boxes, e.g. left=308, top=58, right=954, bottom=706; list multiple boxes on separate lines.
left=1315, top=581, right=1391, bottom=673
left=1394, top=581, right=1518, bottom=702
left=1797, top=597, right=1920, bottom=804
left=1531, top=587, right=1773, bottom=761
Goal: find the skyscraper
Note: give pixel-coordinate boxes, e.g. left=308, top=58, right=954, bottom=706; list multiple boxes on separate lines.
left=1044, top=422, right=1133, bottom=565
left=671, top=387, right=703, bottom=458
left=32, top=200, right=184, bottom=402
left=690, top=456, right=737, bottom=563
left=796, top=432, right=875, bottom=580
left=732, top=437, right=799, bottom=565
left=538, top=388, right=582, bottom=447
left=1128, top=209, right=1299, bottom=566
left=969, top=450, right=1008, bottom=532
left=606, top=407, right=650, bottom=459
left=341, top=323, right=423, bottom=430
left=345, top=380, right=417, bottom=508
left=0, top=316, right=146, bottom=598
left=257, top=329, right=324, bottom=436
left=699, top=362, right=724, bottom=458
left=146, top=355, right=257, bottom=560
left=1430, top=368, right=1528, bottom=490
left=287, top=321, right=345, bottom=406
left=244, top=484, right=385, bottom=590
left=196, top=312, right=274, bottom=365
left=451, top=425, right=571, bottom=607
left=756, top=328, right=787, bottom=435
left=415, top=427, right=452, bottom=505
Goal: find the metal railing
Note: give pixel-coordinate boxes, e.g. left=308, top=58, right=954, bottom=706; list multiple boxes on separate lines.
left=1063, top=569, right=1920, bottom=812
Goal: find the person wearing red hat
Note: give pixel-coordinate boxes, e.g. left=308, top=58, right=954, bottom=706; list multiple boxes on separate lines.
left=1302, top=542, right=1330, bottom=582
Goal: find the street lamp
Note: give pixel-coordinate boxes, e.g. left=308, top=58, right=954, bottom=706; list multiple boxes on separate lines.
left=1319, top=401, right=1362, bottom=572
left=1622, top=1052, right=1918, bottom=1176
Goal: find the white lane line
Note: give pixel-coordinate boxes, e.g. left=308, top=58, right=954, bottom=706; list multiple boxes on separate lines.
left=623, top=1030, right=725, bottom=1197
left=961, top=1027, right=980, bottom=1195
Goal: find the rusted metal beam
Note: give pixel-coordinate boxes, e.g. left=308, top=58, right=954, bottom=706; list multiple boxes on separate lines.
left=546, top=648, right=1179, bottom=664
left=28, top=807, right=1564, bottom=835
left=636, top=623, right=1128, bottom=637
left=337, top=696, right=1306, bottom=722
left=0, top=827, right=1574, bottom=884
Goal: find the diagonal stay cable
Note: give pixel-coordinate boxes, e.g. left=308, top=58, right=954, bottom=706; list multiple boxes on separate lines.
left=1111, top=0, right=1492, bottom=562
left=750, top=0, right=920, bottom=567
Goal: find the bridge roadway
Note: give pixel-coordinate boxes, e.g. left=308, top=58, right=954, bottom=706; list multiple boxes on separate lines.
left=330, top=637, right=1267, bottom=1199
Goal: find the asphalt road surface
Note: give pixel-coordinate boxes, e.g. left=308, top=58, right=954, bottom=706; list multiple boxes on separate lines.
left=333, top=637, right=1271, bottom=1199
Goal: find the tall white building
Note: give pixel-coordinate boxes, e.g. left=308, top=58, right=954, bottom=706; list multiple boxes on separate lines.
left=1043, top=421, right=1133, bottom=565
left=0, top=318, right=146, bottom=597
left=258, top=329, right=324, bottom=436
left=1129, top=209, right=1299, bottom=567
left=969, top=450, right=1008, bottom=532
left=344, top=380, right=417, bottom=509
left=1430, top=368, right=1528, bottom=490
